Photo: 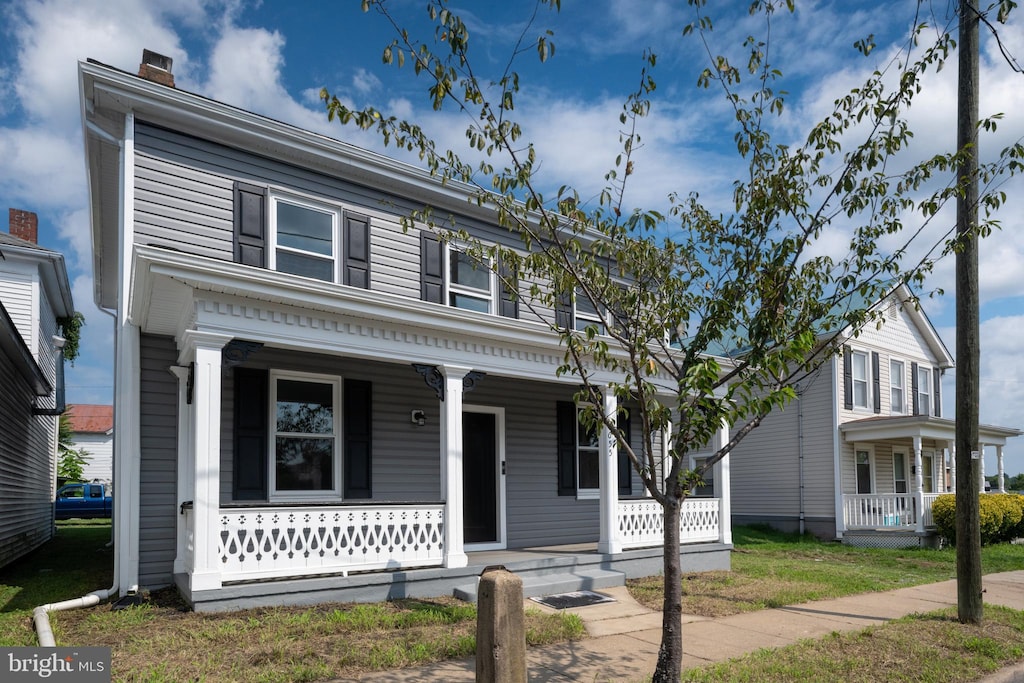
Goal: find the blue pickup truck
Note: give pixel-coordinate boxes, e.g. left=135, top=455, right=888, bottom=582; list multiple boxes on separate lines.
left=55, top=483, right=112, bottom=520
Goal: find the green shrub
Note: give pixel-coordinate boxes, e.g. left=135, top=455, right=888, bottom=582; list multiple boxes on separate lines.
left=932, top=494, right=956, bottom=543
left=930, top=494, right=1024, bottom=546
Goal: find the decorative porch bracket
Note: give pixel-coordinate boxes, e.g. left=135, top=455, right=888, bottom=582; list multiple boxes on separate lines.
left=412, top=363, right=486, bottom=400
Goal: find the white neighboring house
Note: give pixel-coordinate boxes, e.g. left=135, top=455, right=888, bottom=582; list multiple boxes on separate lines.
left=730, top=284, right=1022, bottom=547
left=67, top=404, right=114, bottom=487
left=0, top=209, right=74, bottom=568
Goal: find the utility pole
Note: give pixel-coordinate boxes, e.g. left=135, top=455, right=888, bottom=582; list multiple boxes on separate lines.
left=955, top=0, right=982, bottom=625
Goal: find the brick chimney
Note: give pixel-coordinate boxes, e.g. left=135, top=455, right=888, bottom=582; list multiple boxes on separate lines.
left=138, top=49, right=175, bottom=88
left=9, top=208, right=38, bottom=244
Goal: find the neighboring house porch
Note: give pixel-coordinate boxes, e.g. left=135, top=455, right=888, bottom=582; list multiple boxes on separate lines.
left=838, top=415, right=1020, bottom=547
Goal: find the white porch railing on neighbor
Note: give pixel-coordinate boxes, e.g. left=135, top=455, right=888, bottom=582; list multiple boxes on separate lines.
left=921, top=493, right=942, bottom=528
left=843, top=493, right=916, bottom=530
left=215, top=504, right=445, bottom=581
left=618, top=498, right=721, bottom=549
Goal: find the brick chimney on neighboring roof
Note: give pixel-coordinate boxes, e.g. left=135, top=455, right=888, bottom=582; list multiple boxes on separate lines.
left=138, top=49, right=175, bottom=88
left=9, top=208, right=38, bottom=244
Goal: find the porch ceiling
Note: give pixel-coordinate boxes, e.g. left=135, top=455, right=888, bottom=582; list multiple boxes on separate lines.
left=840, top=414, right=1022, bottom=446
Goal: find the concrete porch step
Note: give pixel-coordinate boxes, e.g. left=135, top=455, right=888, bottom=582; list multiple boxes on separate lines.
left=453, top=567, right=625, bottom=602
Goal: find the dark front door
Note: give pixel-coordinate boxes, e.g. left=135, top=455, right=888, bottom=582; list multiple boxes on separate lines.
left=463, top=411, right=498, bottom=544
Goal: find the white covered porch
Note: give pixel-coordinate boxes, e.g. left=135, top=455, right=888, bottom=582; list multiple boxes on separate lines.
left=838, top=415, right=1020, bottom=541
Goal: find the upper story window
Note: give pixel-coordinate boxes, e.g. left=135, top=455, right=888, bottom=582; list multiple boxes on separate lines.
left=850, top=350, right=869, bottom=409
left=574, top=292, right=607, bottom=335
left=916, top=365, right=932, bottom=417
left=270, top=195, right=339, bottom=282
left=232, top=182, right=371, bottom=288
left=270, top=371, right=341, bottom=499
left=447, top=248, right=494, bottom=313
left=890, top=359, right=905, bottom=414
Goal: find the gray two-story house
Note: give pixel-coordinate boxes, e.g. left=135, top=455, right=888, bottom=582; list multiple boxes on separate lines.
left=80, top=52, right=732, bottom=611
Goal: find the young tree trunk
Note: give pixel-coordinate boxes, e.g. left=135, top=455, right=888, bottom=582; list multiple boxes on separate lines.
left=652, top=492, right=683, bottom=682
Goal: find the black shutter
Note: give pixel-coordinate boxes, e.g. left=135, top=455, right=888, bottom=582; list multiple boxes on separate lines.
left=497, top=255, right=518, bottom=319
left=233, top=367, right=268, bottom=500
left=872, top=351, right=881, bottom=414
left=555, top=292, right=572, bottom=330
left=343, top=212, right=371, bottom=289
left=842, top=346, right=853, bottom=410
left=911, top=362, right=920, bottom=415
left=420, top=232, right=444, bottom=303
left=344, top=379, right=373, bottom=499
left=933, top=367, right=941, bottom=417
left=556, top=401, right=577, bottom=496
left=233, top=181, right=267, bottom=268
left=618, top=408, right=632, bottom=496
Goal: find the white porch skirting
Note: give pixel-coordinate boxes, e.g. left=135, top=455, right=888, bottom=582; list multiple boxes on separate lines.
left=212, top=504, right=445, bottom=582
left=617, top=498, right=721, bottom=549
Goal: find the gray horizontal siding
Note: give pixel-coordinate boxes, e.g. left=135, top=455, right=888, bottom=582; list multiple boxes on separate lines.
left=0, top=339, right=55, bottom=568
left=138, top=334, right=178, bottom=588
left=133, top=122, right=554, bottom=323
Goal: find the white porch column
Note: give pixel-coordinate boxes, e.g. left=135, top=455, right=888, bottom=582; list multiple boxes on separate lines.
left=718, top=420, right=732, bottom=545
left=948, top=440, right=956, bottom=492
left=181, top=331, right=231, bottom=592
left=980, top=445, right=987, bottom=494
left=169, top=365, right=193, bottom=576
left=913, top=436, right=924, bottom=533
left=440, top=365, right=471, bottom=568
left=997, top=445, right=1006, bottom=493
left=598, top=387, right=621, bottom=555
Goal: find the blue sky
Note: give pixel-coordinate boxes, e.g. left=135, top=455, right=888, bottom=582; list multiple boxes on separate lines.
left=1, top=0, right=1022, bottom=476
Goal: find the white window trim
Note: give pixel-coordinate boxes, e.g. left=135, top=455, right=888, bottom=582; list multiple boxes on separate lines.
left=921, top=451, right=936, bottom=494
left=445, top=243, right=496, bottom=314
left=916, top=365, right=932, bottom=416
left=573, top=292, right=607, bottom=335
left=892, top=448, right=909, bottom=494
left=854, top=443, right=875, bottom=494
left=268, top=369, right=343, bottom=501
left=850, top=349, right=871, bottom=410
left=689, top=453, right=716, bottom=498
left=267, top=191, right=342, bottom=283
left=890, top=358, right=906, bottom=415
left=575, top=408, right=601, bottom=500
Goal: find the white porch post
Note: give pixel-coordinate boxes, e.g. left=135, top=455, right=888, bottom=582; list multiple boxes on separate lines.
left=440, top=365, right=471, bottom=568
left=913, top=436, right=925, bottom=533
left=181, top=331, right=230, bottom=591
left=598, top=387, right=621, bottom=555
left=718, top=420, right=732, bottom=544
left=948, top=440, right=956, bottom=492
left=169, top=365, right=193, bottom=576
left=980, top=444, right=987, bottom=493
left=997, top=445, right=1005, bottom=493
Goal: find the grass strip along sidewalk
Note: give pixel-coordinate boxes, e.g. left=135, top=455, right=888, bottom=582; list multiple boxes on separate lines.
left=2, top=522, right=1022, bottom=681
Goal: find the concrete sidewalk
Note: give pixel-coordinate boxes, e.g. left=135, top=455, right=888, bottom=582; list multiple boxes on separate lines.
left=333, top=570, right=1024, bottom=682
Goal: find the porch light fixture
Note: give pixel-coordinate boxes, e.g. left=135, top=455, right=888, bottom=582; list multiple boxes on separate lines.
left=411, top=409, right=427, bottom=426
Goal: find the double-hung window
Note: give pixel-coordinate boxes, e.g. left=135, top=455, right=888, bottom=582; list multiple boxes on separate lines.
left=269, top=194, right=339, bottom=282
left=851, top=350, right=869, bottom=409
left=690, top=456, right=715, bottom=498
left=917, top=365, right=932, bottom=417
left=270, top=371, right=341, bottom=499
left=447, top=247, right=494, bottom=313
left=576, top=409, right=601, bottom=497
left=574, top=292, right=607, bottom=335
left=890, top=359, right=905, bottom=414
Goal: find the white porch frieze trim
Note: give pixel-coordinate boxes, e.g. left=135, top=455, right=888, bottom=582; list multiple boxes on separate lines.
left=214, top=504, right=445, bottom=582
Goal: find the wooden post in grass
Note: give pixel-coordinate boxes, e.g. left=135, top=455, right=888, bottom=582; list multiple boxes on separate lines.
left=476, top=565, right=527, bottom=683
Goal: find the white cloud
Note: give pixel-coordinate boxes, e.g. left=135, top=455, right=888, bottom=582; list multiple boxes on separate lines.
left=0, top=127, right=84, bottom=208
left=352, top=68, right=382, bottom=96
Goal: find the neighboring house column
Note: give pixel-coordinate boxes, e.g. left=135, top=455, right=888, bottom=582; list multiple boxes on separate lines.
left=180, top=331, right=231, bottom=591
left=598, top=386, right=621, bottom=555
left=948, top=440, right=956, bottom=493
left=718, top=420, right=732, bottom=545
left=169, top=366, right=193, bottom=577
left=913, top=436, right=924, bottom=533
left=440, top=364, right=471, bottom=569
left=979, top=445, right=987, bottom=494
left=997, top=445, right=1005, bottom=493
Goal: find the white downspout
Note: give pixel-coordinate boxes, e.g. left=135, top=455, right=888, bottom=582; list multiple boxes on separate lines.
left=797, top=385, right=806, bottom=536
